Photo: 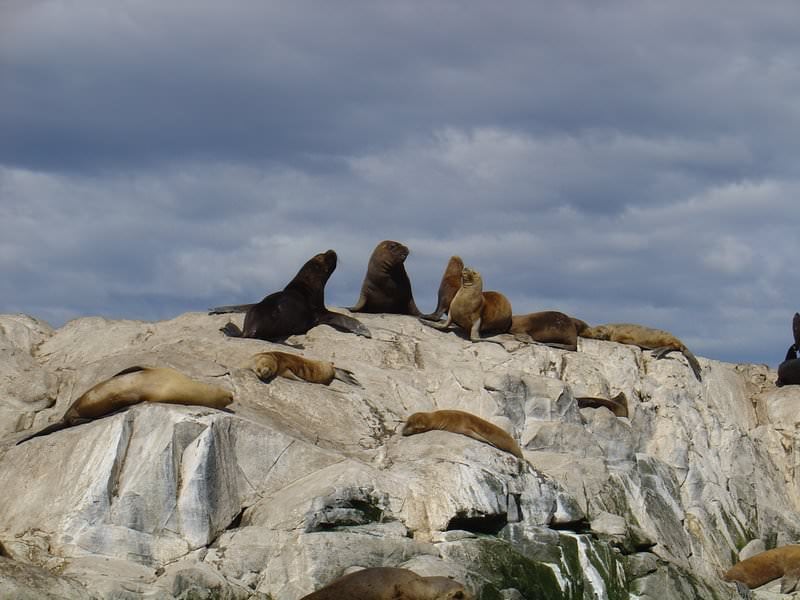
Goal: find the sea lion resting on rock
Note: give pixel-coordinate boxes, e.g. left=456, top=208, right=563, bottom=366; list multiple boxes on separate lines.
left=420, top=267, right=511, bottom=341
left=776, top=313, right=800, bottom=387
left=247, top=351, right=359, bottom=386
left=580, top=322, right=702, bottom=381
left=349, top=240, right=422, bottom=316
left=509, top=311, right=589, bottom=351
left=724, top=545, right=800, bottom=593
left=300, top=566, right=472, bottom=600
left=16, top=367, right=233, bottom=445
left=421, top=255, right=464, bottom=321
left=219, top=250, right=370, bottom=341
left=402, top=409, right=523, bottom=459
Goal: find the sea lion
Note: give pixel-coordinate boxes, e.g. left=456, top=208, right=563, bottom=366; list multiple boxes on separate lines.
left=349, top=240, right=422, bottom=316
left=402, top=409, right=523, bottom=459
left=580, top=322, right=702, bottom=381
left=420, top=267, right=512, bottom=341
left=777, top=313, right=800, bottom=386
left=220, top=250, right=370, bottom=341
left=300, top=566, right=472, bottom=600
left=421, top=255, right=464, bottom=321
left=723, top=545, right=800, bottom=593
left=248, top=351, right=359, bottom=386
left=16, top=367, right=233, bottom=445
left=509, top=311, right=589, bottom=351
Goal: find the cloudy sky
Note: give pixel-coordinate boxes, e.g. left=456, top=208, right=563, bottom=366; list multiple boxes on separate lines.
left=2, top=1, right=800, bottom=366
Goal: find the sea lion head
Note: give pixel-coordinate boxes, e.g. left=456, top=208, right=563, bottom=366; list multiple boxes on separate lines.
left=586, top=325, right=612, bottom=340
left=460, top=267, right=480, bottom=288
left=401, top=411, right=431, bottom=436
left=303, top=249, right=338, bottom=283
left=374, top=240, right=410, bottom=270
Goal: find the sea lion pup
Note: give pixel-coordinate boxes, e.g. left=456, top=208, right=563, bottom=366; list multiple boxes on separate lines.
left=420, top=267, right=512, bottom=341
left=421, top=255, right=464, bottom=320
left=402, top=409, right=524, bottom=460
left=300, top=566, right=472, bottom=600
left=580, top=322, right=703, bottom=381
left=16, top=367, right=233, bottom=445
left=723, top=545, right=800, bottom=593
left=220, top=249, right=371, bottom=341
left=509, top=311, right=588, bottom=351
left=349, top=240, right=422, bottom=316
left=248, top=351, right=359, bottom=386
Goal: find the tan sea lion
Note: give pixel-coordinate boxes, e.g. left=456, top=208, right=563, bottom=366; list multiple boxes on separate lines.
left=420, top=267, right=511, bottom=341
left=349, top=240, right=422, bottom=316
left=421, top=255, right=464, bottom=320
left=580, top=322, right=702, bottom=381
left=402, top=409, right=523, bottom=459
left=723, top=545, right=800, bottom=593
left=248, top=351, right=359, bottom=386
left=219, top=250, right=370, bottom=341
left=509, top=311, right=589, bottom=351
left=300, top=566, right=472, bottom=600
left=16, top=367, right=234, bottom=445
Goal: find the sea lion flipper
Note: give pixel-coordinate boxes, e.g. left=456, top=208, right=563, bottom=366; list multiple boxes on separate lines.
left=348, top=293, right=367, bottom=313
left=208, top=303, right=256, bottom=315
left=221, top=322, right=244, bottom=338
left=785, top=345, right=798, bottom=362
left=334, top=368, right=361, bottom=387
left=113, top=366, right=147, bottom=377
left=733, top=581, right=752, bottom=599
left=318, top=312, right=371, bottom=338
left=650, top=346, right=677, bottom=359
left=15, top=419, right=76, bottom=445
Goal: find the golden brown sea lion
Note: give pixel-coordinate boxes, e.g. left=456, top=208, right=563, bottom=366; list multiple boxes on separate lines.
left=349, top=240, right=422, bottom=316
left=723, top=545, right=800, bottom=592
left=16, top=367, right=234, bottom=445
left=420, top=267, right=511, bottom=341
left=248, top=351, right=359, bottom=386
left=402, top=409, right=523, bottom=459
left=300, top=566, right=472, bottom=600
left=421, top=255, right=464, bottom=320
left=580, top=322, right=702, bottom=381
left=509, top=311, right=588, bottom=351
left=218, top=250, right=370, bottom=341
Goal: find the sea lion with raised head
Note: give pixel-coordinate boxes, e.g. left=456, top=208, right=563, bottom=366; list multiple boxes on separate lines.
left=580, top=322, right=702, bottom=381
left=776, top=313, right=800, bottom=386
left=349, top=240, right=422, bottom=316
left=300, top=566, right=472, bottom=600
left=724, top=545, right=800, bottom=593
left=247, top=351, right=359, bottom=386
left=402, top=409, right=523, bottom=459
left=220, top=250, right=370, bottom=341
left=421, top=255, right=464, bottom=321
left=509, top=311, right=589, bottom=351
left=420, top=267, right=511, bottom=341
left=16, top=367, right=233, bottom=445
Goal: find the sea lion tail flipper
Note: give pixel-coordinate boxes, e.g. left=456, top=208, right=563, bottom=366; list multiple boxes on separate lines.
left=347, top=294, right=367, bottom=313
left=650, top=346, right=678, bottom=359
left=15, top=419, right=80, bottom=445
left=419, top=314, right=452, bottom=330
left=334, top=368, right=361, bottom=387
left=221, top=322, right=244, bottom=338
left=682, top=349, right=703, bottom=381
left=113, top=366, right=147, bottom=377
left=208, top=303, right=255, bottom=315
left=733, top=581, right=753, bottom=599
left=319, top=312, right=372, bottom=338
left=420, top=309, right=445, bottom=321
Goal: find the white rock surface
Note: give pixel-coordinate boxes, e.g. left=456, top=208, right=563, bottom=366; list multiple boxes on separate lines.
left=0, top=311, right=798, bottom=599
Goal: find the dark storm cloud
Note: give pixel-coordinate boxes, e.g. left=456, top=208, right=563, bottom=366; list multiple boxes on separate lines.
left=2, top=0, right=800, bottom=366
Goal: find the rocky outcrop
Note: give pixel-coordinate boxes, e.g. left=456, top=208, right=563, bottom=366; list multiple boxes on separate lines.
left=0, top=310, right=798, bottom=599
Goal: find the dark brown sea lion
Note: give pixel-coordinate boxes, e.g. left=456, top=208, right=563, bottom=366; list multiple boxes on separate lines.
left=420, top=267, right=511, bottom=341
left=300, top=566, right=471, bottom=600
left=248, top=351, right=359, bottom=386
left=580, top=322, right=702, bottom=381
left=402, top=409, right=523, bottom=459
left=777, top=313, right=800, bottom=386
left=509, top=311, right=588, bottom=351
left=349, top=240, right=422, bottom=316
left=16, top=367, right=233, bottom=445
left=724, top=545, right=800, bottom=593
left=421, top=255, right=464, bottom=320
left=220, top=250, right=370, bottom=341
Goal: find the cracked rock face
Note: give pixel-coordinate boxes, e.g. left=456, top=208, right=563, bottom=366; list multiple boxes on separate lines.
left=0, top=311, right=797, bottom=599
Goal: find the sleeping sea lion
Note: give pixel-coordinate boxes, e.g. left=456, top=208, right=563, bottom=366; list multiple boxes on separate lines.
left=349, top=240, right=422, bottom=316
left=421, top=255, right=464, bottom=321
left=580, top=322, right=702, bottom=381
left=247, top=351, right=359, bottom=386
left=220, top=250, right=370, bottom=341
left=402, top=409, right=523, bottom=459
left=509, top=311, right=588, bottom=351
left=16, top=367, right=233, bottom=445
left=420, top=267, right=511, bottom=341
left=300, top=566, right=472, bottom=600
left=724, top=544, right=800, bottom=593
